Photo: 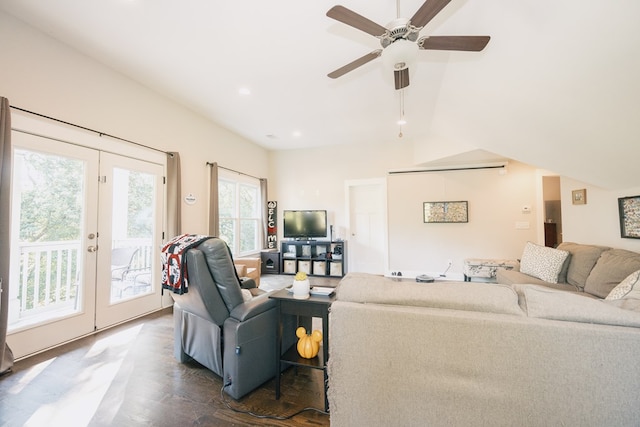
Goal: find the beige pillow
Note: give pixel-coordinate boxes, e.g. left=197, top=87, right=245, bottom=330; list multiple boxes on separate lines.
left=606, top=270, right=640, bottom=300
left=585, top=249, right=640, bottom=298
left=520, top=242, right=569, bottom=284
left=556, top=242, right=609, bottom=289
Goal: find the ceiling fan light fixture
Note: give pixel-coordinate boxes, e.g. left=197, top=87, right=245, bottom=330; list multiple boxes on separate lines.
left=382, top=38, right=418, bottom=72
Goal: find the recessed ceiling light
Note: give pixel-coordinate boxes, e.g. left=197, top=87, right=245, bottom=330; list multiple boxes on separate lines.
left=238, top=87, right=251, bottom=96
left=292, top=131, right=302, bottom=138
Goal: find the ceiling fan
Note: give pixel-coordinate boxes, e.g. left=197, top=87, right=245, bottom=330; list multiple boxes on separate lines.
left=326, top=0, right=490, bottom=90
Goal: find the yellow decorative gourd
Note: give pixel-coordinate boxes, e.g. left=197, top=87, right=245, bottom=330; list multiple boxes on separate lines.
left=296, top=327, right=323, bottom=359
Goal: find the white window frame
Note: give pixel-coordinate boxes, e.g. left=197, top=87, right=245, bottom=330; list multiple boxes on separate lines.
left=218, top=169, right=262, bottom=256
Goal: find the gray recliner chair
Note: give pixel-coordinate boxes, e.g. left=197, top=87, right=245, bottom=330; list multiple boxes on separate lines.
left=171, top=237, right=295, bottom=399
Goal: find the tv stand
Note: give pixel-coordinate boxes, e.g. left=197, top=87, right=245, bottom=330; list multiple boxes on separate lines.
left=281, top=240, right=347, bottom=277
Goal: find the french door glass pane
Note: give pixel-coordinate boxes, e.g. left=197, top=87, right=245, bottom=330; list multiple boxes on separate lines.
left=10, top=149, right=85, bottom=327
left=110, top=168, right=155, bottom=302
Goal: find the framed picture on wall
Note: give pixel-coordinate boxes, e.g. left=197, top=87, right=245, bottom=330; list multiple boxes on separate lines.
left=572, top=189, right=587, bottom=205
left=423, top=201, right=468, bottom=223
left=619, top=195, right=640, bottom=239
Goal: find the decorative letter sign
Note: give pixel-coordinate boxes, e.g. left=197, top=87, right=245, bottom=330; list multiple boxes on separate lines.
left=267, top=201, right=278, bottom=249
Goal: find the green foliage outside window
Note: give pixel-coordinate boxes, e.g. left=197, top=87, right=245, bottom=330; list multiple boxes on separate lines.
left=15, top=150, right=82, bottom=309
left=218, top=177, right=260, bottom=255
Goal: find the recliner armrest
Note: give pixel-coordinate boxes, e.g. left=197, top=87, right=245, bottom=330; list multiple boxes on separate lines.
left=229, top=293, right=276, bottom=322
left=240, top=278, right=257, bottom=289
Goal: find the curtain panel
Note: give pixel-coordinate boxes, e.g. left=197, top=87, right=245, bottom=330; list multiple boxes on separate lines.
left=208, top=162, right=219, bottom=236
left=0, top=97, right=15, bottom=374
left=166, top=152, right=181, bottom=241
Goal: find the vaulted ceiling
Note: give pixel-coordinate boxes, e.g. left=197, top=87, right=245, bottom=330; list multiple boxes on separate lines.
left=1, top=1, right=639, bottom=189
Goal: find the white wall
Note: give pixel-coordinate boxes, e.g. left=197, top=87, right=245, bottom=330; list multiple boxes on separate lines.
left=561, top=178, right=640, bottom=252
left=387, top=162, right=538, bottom=278
left=269, top=142, right=414, bottom=239
left=0, top=12, right=268, bottom=235
left=271, top=142, right=541, bottom=278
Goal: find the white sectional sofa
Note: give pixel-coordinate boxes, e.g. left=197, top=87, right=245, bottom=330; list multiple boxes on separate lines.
left=327, top=271, right=640, bottom=426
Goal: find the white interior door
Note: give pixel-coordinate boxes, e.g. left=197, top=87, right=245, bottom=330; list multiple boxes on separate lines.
left=346, top=179, right=387, bottom=274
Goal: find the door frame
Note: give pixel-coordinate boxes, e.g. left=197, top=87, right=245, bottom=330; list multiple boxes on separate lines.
left=344, top=178, right=389, bottom=275
left=8, top=111, right=168, bottom=359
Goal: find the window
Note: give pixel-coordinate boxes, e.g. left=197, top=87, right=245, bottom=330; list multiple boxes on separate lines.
left=218, top=170, right=261, bottom=256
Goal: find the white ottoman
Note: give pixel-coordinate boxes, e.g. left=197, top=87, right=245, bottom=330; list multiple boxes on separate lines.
left=463, top=258, right=520, bottom=282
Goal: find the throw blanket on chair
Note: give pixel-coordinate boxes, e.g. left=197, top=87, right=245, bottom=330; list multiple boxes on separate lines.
left=161, top=234, right=210, bottom=294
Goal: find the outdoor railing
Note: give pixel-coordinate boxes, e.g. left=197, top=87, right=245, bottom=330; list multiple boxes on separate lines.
left=15, top=239, right=154, bottom=317
left=16, top=240, right=81, bottom=315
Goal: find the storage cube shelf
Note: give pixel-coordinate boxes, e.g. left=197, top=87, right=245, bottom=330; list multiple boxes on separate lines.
left=297, top=260, right=311, bottom=274
left=280, top=240, right=347, bottom=277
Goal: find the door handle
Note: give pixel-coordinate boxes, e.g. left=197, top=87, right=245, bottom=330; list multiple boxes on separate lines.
left=87, top=245, right=98, bottom=253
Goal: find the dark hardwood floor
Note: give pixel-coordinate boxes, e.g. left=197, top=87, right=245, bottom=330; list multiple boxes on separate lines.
left=0, top=306, right=331, bottom=426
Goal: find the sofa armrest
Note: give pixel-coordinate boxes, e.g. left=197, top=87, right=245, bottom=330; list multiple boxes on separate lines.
left=235, top=257, right=261, bottom=286
left=234, top=257, right=261, bottom=271
left=229, top=293, right=276, bottom=322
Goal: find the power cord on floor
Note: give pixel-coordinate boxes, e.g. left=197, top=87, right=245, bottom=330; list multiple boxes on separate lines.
left=220, top=382, right=329, bottom=420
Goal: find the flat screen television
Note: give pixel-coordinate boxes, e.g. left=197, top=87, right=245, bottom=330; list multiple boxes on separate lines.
left=283, top=210, right=327, bottom=239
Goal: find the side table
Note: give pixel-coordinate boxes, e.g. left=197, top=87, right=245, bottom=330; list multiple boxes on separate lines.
left=269, top=287, right=335, bottom=412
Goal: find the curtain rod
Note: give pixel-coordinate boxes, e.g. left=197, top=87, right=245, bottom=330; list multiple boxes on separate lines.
left=10, top=105, right=173, bottom=157
left=388, top=164, right=506, bottom=175
left=206, top=162, right=264, bottom=181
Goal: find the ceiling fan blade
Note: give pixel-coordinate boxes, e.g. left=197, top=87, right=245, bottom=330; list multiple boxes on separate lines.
left=394, top=68, right=410, bottom=90
left=328, top=50, right=382, bottom=79
left=327, top=5, right=388, bottom=37
left=410, top=0, right=452, bottom=28
left=418, top=36, right=490, bottom=51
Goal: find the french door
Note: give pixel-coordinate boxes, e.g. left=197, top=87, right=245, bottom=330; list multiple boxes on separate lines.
left=7, top=131, right=164, bottom=359
left=95, top=152, right=163, bottom=329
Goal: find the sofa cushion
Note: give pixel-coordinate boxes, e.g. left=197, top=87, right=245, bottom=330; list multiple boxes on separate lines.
left=606, top=269, right=640, bottom=301
left=557, top=252, right=572, bottom=283
left=556, top=242, right=609, bottom=290
left=584, top=249, right=640, bottom=298
left=496, top=269, right=555, bottom=286
left=337, top=273, right=524, bottom=316
left=518, top=285, right=640, bottom=327
left=496, top=270, right=580, bottom=293
left=519, top=242, right=569, bottom=284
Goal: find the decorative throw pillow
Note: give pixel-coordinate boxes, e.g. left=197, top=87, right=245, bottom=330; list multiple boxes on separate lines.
left=519, top=242, right=570, bottom=284
left=605, top=270, right=640, bottom=300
